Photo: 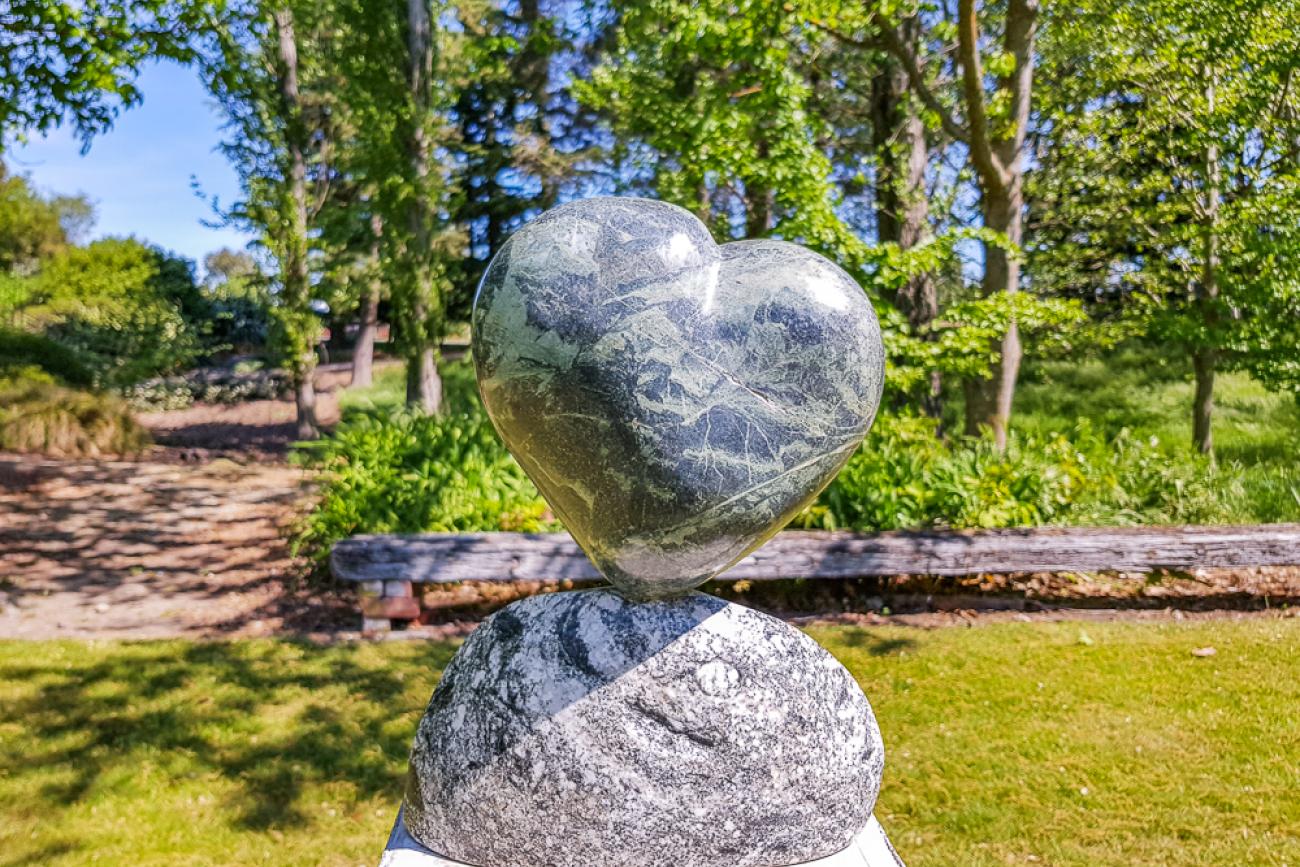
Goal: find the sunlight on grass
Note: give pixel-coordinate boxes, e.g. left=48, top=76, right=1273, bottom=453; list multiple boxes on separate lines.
left=1016, top=346, right=1300, bottom=462
left=2, top=621, right=1297, bottom=866
left=336, top=360, right=480, bottom=423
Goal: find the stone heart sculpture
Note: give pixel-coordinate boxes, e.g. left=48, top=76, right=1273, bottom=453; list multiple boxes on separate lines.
left=473, top=197, right=884, bottom=598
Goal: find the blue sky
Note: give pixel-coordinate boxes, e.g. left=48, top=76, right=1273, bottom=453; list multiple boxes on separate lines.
left=5, top=61, right=254, bottom=270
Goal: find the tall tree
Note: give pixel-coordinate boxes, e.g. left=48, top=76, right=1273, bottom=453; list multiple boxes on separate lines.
left=805, top=8, right=949, bottom=414
left=197, top=0, right=335, bottom=438
left=1033, top=0, right=1300, bottom=453
left=869, top=0, right=1040, bottom=448
left=399, top=0, right=445, bottom=412
left=448, top=1, right=597, bottom=315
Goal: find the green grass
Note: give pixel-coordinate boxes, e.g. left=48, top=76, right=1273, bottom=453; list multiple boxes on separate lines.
left=1015, top=344, right=1300, bottom=466
left=3, top=621, right=1297, bottom=866
left=336, top=360, right=480, bottom=421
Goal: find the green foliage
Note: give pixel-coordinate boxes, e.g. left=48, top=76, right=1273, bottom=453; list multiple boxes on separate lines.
left=0, top=0, right=195, bottom=147
left=577, top=0, right=869, bottom=265
left=803, top=412, right=1299, bottom=532
left=20, top=238, right=202, bottom=386
left=1032, top=0, right=1300, bottom=441
left=292, top=408, right=557, bottom=571
left=0, top=370, right=149, bottom=457
left=0, top=327, right=93, bottom=386
left=0, top=165, right=90, bottom=274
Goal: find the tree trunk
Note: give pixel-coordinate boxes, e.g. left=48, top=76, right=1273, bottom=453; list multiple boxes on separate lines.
left=964, top=185, right=1025, bottom=448
left=352, top=214, right=383, bottom=388
left=404, top=0, right=443, bottom=413
left=274, top=6, right=319, bottom=439
left=1192, top=350, right=1216, bottom=456
left=406, top=346, right=443, bottom=413
left=1192, top=70, right=1221, bottom=456
left=952, top=0, right=1036, bottom=450
left=871, top=23, right=940, bottom=418
left=295, top=375, right=319, bottom=440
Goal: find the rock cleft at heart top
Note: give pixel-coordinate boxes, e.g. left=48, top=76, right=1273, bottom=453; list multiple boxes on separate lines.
left=473, top=196, right=885, bottom=599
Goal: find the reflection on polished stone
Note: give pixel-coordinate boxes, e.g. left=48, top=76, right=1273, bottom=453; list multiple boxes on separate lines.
left=474, top=197, right=885, bottom=598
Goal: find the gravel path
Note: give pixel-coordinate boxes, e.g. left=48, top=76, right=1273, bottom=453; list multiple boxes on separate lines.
left=0, top=453, right=348, bottom=638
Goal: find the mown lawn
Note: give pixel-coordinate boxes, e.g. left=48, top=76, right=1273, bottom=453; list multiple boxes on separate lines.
left=3, top=620, right=1296, bottom=866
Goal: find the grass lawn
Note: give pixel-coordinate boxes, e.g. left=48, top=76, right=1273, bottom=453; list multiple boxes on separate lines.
left=1015, top=345, right=1300, bottom=467
left=2, top=620, right=1296, bottom=866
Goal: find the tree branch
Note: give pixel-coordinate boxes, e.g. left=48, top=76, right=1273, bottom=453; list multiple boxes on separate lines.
left=876, top=23, right=969, bottom=144
left=1002, top=0, right=1039, bottom=159
left=956, top=0, right=1006, bottom=192
left=804, top=13, right=968, bottom=145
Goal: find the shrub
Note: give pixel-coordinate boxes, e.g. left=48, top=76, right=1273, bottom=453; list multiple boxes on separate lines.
left=801, top=415, right=1298, bottom=531
left=122, top=364, right=291, bottom=411
left=0, top=371, right=149, bottom=457
left=292, top=409, right=558, bottom=572
left=20, top=239, right=203, bottom=386
left=0, top=327, right=93, bottom=386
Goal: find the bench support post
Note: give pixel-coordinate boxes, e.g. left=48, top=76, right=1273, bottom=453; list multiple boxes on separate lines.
left=359, top=579, right=418, bottom=634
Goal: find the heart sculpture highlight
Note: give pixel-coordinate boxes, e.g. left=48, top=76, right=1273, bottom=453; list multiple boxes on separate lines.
left=473, top=197, right=884, bottom=598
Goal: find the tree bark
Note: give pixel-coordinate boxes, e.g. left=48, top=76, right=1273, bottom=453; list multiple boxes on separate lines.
left=1192, top=350, right=1216, bottom=456
left=956, top=0, right=1035, bottom=450
left=351, top=213, right=383, bottom=388
left=295, top=374, right=319, bottom=441
left=870, top=21, right=940, bottom=417
left=404, top=0, right=443, bottom=413
left=274, top=6, right=319, bottom=439
left=406, top=346, right=443, bottom=413
left=965, top=185, right=1025, bottom=447
left=1193, top=70, right=1221, bottom=456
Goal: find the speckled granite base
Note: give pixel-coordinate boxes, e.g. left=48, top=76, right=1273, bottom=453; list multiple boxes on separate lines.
left=380, top=807, right=906, bottom=867
left=402, top=590, right=885, bottom=867
left=473, top=197, right=885, bottom=598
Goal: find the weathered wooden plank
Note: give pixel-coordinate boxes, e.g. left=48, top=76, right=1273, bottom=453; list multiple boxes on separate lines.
left=331, top=525, right=1300, bottom=584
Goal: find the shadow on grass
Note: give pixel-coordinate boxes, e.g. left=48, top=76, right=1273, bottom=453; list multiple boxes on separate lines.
left=2, top=842, right=81, bottom=867
left=0, top=641, right=457, bottom=837
left=833, top=629, right=917, bottom=657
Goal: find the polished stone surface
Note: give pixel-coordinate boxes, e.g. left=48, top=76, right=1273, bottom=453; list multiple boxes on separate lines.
left=402, top=590, right=885, bottom=867
left=474, top=197, right=884, bottom=598
left=381, top=807, right=905, bottom=867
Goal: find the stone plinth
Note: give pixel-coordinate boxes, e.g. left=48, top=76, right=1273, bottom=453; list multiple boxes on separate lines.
left=381, top=808, right=905, bottom=867
left=401, top=590, right=885, bottom=867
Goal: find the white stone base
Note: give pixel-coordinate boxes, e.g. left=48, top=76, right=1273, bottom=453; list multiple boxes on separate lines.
left=378, top=806, right=905, bottom=867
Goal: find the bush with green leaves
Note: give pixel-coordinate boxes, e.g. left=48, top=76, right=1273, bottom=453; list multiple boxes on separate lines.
left=799, top=414, right=1299, bottom=531
left=292, top=409, right=558, bottom=572
left=17, top=238, right=203, bottom=387
left=0, top=327, right=93, bottom=386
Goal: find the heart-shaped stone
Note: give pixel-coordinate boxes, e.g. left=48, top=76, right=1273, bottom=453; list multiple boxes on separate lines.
left=473, top=197, right=884, bottom=598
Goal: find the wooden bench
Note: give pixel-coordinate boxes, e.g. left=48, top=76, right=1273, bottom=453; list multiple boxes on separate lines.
left=331, top=524, right=1300, bottom=631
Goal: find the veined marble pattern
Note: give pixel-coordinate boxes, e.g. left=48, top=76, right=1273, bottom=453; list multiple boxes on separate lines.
left=401, top=590, right=886, bottom=867
left=474, top=197, right=885, bottom=598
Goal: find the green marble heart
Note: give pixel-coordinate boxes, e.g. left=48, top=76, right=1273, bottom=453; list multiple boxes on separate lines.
left=473, top=197, right=884, bottom=598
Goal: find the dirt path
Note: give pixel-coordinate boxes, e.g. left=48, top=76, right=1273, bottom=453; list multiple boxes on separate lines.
left=0, top=453, right=347, bottom=639
left=133, top=363, right=368, bottom=459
